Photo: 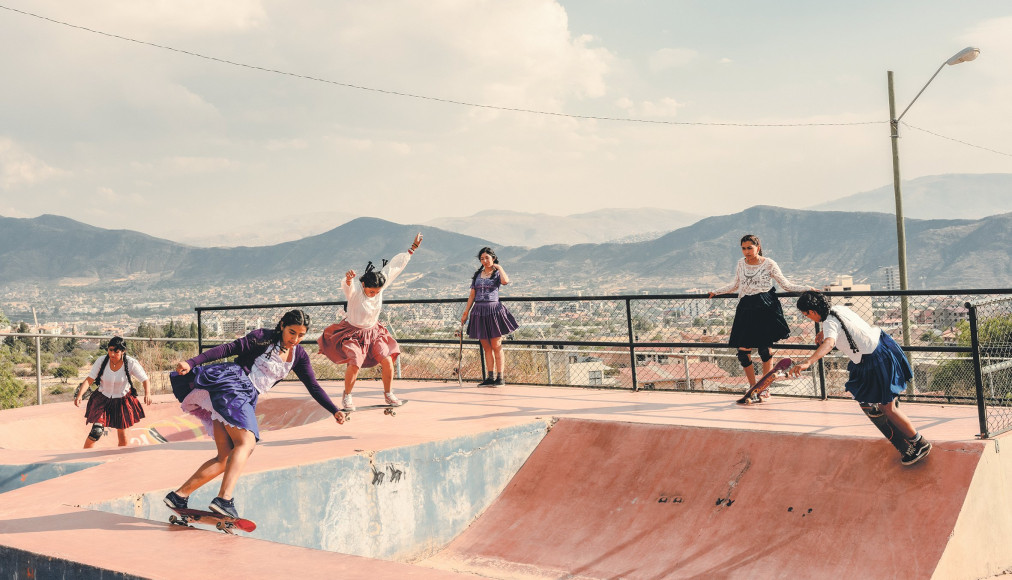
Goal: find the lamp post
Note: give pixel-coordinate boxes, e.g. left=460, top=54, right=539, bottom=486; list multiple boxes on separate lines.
left=888, top=47, right=979, bottom=349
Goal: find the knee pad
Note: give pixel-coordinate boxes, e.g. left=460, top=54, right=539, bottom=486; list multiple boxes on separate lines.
left=758, top=347, right=772, bottom=363
left=88, top=423, right=106, bottom=442
left=736, top=350, right=753, bottom=368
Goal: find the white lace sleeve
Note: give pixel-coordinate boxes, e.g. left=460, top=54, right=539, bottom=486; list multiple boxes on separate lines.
left=712, top=261, right=742, bottom=296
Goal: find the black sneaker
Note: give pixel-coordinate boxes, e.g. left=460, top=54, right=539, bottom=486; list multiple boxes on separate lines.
left=163, top=491, right=188, bottom=510
left=478, top=375, right=495, bottom=386
left=491, top=377, right=504, bottom=387
left=209, top=496, right=239, bottom=519
left=901, top=438, right=932, bottom=466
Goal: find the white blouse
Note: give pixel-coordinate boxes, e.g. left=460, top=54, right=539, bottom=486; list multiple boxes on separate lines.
left=247, top=347, right=295, bottom=394
left=712, top=257, right=809, bottom=298
left=341, top=251, right=412, bottom=328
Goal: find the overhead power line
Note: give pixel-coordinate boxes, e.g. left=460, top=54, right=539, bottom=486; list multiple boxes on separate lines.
left=901, top=122, right=1012, bottom=158
left=0, top=3, right=881, bottom=128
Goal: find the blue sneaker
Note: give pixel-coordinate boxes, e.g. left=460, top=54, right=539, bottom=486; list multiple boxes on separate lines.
left=163, top=491, right=188, bottom=510
left=209, top=496, right=238, bottom=519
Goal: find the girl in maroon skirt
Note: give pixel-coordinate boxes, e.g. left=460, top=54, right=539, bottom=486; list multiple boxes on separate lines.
left=73, top=336, right=150, bottom=448
left=318, top=233, right=422, bottom=410
left=460, top=247, right=519, bottom=386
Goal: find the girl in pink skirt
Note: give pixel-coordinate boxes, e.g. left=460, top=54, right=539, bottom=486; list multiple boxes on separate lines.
left=318, top=233, right=422, bottom=410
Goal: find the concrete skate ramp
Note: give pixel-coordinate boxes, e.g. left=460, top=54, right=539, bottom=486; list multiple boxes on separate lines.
left=433, top=418, right=1006, bottom=580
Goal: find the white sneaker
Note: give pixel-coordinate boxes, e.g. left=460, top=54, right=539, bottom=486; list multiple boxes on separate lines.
left=341, top=394, right=355, bottom=411
left=384, top=392, right=403, bottom=407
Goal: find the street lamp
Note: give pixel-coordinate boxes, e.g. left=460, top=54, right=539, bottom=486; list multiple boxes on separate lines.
left=887, top=46, right=979, bottom=348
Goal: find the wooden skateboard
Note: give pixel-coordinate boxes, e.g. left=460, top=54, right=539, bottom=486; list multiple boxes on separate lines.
left=340, top=400, right=408, bottom=420
left=168, top=507, right=256, bottom=534
left=736, top=358, right=792, bottom=405
left=454, top=322, right=465, bottom=387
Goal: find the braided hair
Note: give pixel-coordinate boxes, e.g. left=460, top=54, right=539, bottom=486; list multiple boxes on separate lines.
left=797, top=291, right=858, bottom=353
left=251, top=309, right=312, bottom=355
left=360, top=260, right=389, bottom=289
left=96, top=336, right=134, bottom=394
left=472, top=247, right=499, bottom=284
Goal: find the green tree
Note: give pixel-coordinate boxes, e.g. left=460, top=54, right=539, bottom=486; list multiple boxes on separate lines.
left=53, top=362, right=80, bottom=383
left=0, top=357, right=27, bottom=410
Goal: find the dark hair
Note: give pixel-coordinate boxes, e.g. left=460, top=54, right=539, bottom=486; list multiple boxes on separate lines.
left=796, top=291, right=858, bottom=353
left=740, top=234, right=763, bottom=257
left=253, top=309, right=311, bottom=354
left=96, top=337, right=133, bottom=393
left=471, top=247, right=500, bottom=284
left=107, top=336, right=127, bottom=351
left=360, top=260, right=388, bottom=289
left=797, top=291, right=830, bottom=319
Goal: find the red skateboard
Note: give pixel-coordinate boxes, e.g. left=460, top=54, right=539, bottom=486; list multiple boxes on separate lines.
left=168, top=507, right=256, bottom=534
left=340, top=400, right=408, bottom=420
left=736, top=358, right=792, bottom=405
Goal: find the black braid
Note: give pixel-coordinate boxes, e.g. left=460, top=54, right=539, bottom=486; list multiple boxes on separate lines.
left=828, top=309, right=860, bottom=353
left=360, top=261, right=388, bottom=288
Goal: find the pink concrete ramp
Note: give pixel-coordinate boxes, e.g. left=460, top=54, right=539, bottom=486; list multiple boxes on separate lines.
left=431, top=418, right=995, bottom=580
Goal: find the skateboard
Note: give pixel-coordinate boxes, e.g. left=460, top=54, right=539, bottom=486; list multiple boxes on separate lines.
left=168, top=507, right=256, bottom=534
left=736, top=358, right=792, bottom=405
left=454, top=322, right=465, bottom=387
left=860, top=399, right=911, bottom=455
left=340, top=400, right=408, bottom=420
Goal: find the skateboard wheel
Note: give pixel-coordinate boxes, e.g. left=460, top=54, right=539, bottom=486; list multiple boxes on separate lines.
left=384, top=408, right=393, bottom=416
left=169, top=515, right=178, bottom=524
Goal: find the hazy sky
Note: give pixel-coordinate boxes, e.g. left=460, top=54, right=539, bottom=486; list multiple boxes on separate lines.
left=1, top=0, right=1010, bottom=244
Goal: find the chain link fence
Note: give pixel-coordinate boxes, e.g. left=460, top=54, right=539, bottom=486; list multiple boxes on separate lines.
left=968, top=297, right=1012, bottom=437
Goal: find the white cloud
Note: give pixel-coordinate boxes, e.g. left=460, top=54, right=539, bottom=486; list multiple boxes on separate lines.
left=0, top=138, right=64, bottom=189
left=649, top=48, right=698, bottom=72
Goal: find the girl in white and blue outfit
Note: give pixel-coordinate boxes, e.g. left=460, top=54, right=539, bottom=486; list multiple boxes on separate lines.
left=164, top=309, right=344, bottom=519
left=790, top=290, right=931, bottom=465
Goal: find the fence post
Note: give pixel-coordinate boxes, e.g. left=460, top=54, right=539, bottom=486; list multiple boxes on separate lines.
left=682, top=354, right=691, bottom=391
left=545, top=349, right=553, bottom=385
left=35, top=335, right=43, bottom=405
left=196, top=309, right=203, bottom=353
left=966, top=302, right=989, bottom=439
left=625, top=299, right=638, bottom=391
left=814, top=320, right=827, bottom=399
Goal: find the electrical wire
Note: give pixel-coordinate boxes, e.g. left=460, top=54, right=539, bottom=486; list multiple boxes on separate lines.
left=0, top=3, right=882, bottom=128
left=901, top=122, right=1012, bottom=158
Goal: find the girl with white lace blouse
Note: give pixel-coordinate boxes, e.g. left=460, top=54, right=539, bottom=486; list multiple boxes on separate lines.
left=708, top=234, right=815, bottom=400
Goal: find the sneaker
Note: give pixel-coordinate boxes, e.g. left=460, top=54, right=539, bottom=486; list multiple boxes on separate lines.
left=341, top=393, right=355, bottom=411
left=163, top=491, right=188, bottom=510
left=209, top=497, right=238, bottom=519
left=901, top=438, right=932, bottom=466
left=491, top=376, right=504, bottom=387
left=384, top=392, right=403, bottom=407
left=759, top=389, right=771, bottom=400
left=478, top=375, right=495, bottom=387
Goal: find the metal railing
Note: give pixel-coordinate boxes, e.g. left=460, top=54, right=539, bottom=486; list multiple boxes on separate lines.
left=4, top=288, right=1010, bottom=438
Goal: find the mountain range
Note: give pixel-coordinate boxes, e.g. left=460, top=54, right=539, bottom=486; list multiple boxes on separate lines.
left=808, top=173, right=1012, bottom=219
left=2, top=206, right=1010, bottom=292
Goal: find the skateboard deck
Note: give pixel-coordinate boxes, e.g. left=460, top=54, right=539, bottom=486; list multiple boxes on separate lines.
left=737, top=358, right=792, bottom=405
left=340, top=400, right=408, bottom=420
left=454, top=323, right=465, bottom=387
left=168, top=507, right=256, bottom=534
left=860, top=399, right=911, bottom=455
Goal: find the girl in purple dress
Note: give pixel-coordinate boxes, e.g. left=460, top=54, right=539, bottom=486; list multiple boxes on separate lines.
left=163, top=309, right=344, bottom=519
left=460, top=247, right=519, bottom=386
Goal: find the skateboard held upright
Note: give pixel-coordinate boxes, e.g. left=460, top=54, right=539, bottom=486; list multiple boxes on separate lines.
left=737, top=358, right=792, bottom=405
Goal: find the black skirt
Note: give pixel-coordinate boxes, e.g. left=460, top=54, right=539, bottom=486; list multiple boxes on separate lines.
left=727, top=289, right=791, bottom=348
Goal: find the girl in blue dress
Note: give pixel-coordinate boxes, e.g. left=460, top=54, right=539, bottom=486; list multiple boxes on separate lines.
left=460, top=247, right=519, bottom=386
left=164, top=309, right=344, bottom=519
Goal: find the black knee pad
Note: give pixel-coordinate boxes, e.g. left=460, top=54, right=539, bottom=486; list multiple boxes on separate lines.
left=758, top=347, right=772, bottom=362
left=736, top=350, right=753, bottom=368
left=88, top=423, right=106, bottom=442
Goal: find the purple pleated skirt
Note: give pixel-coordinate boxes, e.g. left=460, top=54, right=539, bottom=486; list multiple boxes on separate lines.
left=173, top=363, right=261, bottom=440
left=845, top=331, right=913, bottom=404
left=467, top=300, right=520, bottom=340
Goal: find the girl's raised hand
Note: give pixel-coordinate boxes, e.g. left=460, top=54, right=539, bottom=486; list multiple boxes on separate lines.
left=345, top=270, right=355, bottom=281
left=412, top=232, right=423, bottom=248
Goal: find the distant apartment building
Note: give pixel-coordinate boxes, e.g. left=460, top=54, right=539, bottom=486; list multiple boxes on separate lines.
left=880, top=266, right=901, bottom=291
left=823, top=275, right=873, bottom=325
